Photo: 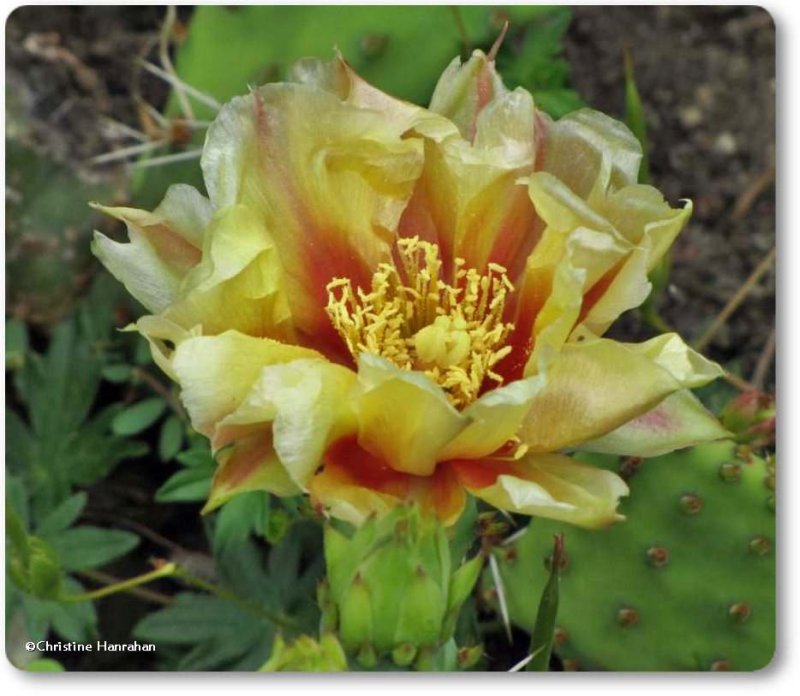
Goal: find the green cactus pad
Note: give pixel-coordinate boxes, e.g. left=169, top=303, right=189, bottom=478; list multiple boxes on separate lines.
left=494, top=442, right=775, bottom=671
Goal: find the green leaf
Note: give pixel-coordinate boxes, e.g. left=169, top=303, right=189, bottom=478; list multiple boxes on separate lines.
left=27, top=538, right=63, bottom=600
left=25, top=658, right=65, bottom=672
left=624, top=49, right=650, bottom=185
left=46, top=526, right=139, bottom=572
left=213, top=491, right=270, bottom=551
left=5, top=318, right=28, bottom=370
left=102, top=364, right=133, bottom=383
left=155, top=466, right=214, bottom=503
left=35, top=492, right=87, bottom=536
left=134, top=592, right=273, bottom=669
left=176, top=444, right=216, bottom=469
left=111, top=397, right=167, bottom=436
left=158, top=415, right=184, bottom=462
left=67, top=406, right=149, bottom=487
left=526, top=533, right=564, bottom=671
left=23, top=577, right=97, bottom=643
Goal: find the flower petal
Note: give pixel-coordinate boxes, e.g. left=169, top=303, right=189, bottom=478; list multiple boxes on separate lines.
left=540, top=108, right=642, bottom=197
left=438, top=375, right=545, bottom=461
left=200, top=71, right=434, bottom=347
left=450, top=453, right=628, bottom=528
left=353, top=354, right=469, bottom=476
left=217, top=358, right=357, bottom=487
left=579, top=390, right=731, bottom=457
left=171, top=331, right=321, bottom=437
left=429, top=50, right=507, bottom=142
left=403, top=52, right=541, bottom=276
left=164, top=203, right=293, bottom=340
left=519, top=334, right=723, bottom=452
left=309, top=437, right=466, bottom=526
left=91, top=184, right=210, bottom=312
left=203, top=431, right=300, bottom=514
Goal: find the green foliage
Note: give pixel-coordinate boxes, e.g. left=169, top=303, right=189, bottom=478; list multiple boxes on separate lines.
left=6, top=314, right=149, bottom=518
left=495, top=7, right=585, bottom=118
left=134, top=522, right=324, bottom=670
left=25, top=658, right=65, bottom=672
left=154, top=439, right=216, bottom=503
left=261, top=634, right=347, bottom=672
left=111, top=398, right=167, bottom=436
left=493, top=442, right=775, bottom=671
left=526, top=533, right=563, bottom=671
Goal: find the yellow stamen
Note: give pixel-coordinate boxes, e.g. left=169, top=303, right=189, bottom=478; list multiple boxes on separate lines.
left=326, top=237, right=515, bottom=408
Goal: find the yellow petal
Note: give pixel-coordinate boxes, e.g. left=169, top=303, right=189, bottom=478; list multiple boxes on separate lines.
left=402, top=57, right=541, bottom=276
left=91, top=184, right=209, bottom=312
left=439, top=375, right=545, bottom=461
left=217, top=358, right=357, bottom=487
left=450, top=453, right=628, bottom=528
left=200, top=71, right=434, bottom=344
left=429, top=50, right=507, bottom=142
left=164, top=203, right=293, bottom=340
left=353, top=354, right=468, bottom=476
left=171, top=331, right=321, bottom=436
left=519, top=334, right=722, bottom=452
left=629, top=333, right=723, bottom=387
left=203, top=431, right=300, bottom=514
left=540, top=108, right=642, bottom=198
left=579, top=390, right=731, bottom=457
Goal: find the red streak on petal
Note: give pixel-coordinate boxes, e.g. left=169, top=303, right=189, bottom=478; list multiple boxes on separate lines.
left=142, top=224, right=201, bottom=273
left=323, top=437, right=466, bottom=521
left=324, top=436, right=412, bottom=495
left=216, top=432, right=273, bottom=491
left=576, top=259, right=625, bottom=326
left=449, top=458, right=516, bottom=491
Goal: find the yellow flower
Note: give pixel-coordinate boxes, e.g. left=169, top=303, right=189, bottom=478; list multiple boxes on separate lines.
left=93, top=51, right=726, bottom=529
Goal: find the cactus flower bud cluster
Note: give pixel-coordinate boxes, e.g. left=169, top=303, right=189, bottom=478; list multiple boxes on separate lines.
left=320, top=504, right=482, bottom=669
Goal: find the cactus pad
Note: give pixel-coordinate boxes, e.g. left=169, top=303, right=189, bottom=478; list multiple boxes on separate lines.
left=494, top=441, right=775, bottom=671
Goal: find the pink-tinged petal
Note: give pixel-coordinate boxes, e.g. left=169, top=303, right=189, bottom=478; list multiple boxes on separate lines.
left=353, top=354, right=469, bottom=477
left=203, top=431, right=300, bottom=514
left=450, top=453, right=628, bottom=528
left=429, top=50, right=506, bottom=143
left=519, top=334, right=722, bottom=453
left=579, top=390, right=731, bottom=457
left=539, top=108, right=642, bottom=198
left=91, top=184, right=210, bottom=312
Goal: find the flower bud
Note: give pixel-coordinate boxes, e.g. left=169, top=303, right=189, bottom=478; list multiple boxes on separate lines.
left=323, top=504, right=482, bottom=663
left=260, top=634, right=347, bottom=672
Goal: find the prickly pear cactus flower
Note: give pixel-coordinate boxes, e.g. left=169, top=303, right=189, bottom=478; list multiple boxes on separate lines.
left=92, top=50, right=727, bottom=529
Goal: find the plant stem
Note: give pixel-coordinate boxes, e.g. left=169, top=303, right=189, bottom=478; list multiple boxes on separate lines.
left=77, top=569, right=174, bottom=606
left=62, top=561, right=301, bottom=633
left=61, top=563, right=178, bottom=603
left=694, top=246, right=776, bottom=353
